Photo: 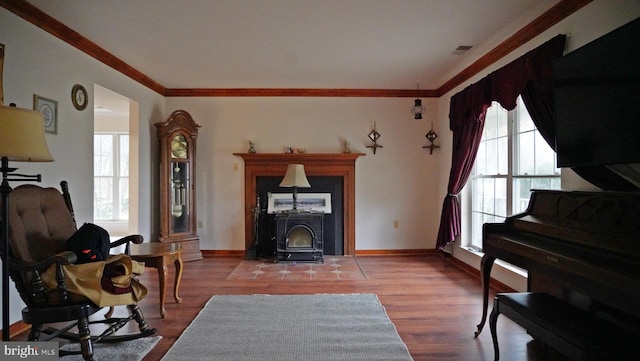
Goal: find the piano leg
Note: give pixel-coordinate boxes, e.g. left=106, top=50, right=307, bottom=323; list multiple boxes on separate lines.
left=475, top=254, right=496, bottom=337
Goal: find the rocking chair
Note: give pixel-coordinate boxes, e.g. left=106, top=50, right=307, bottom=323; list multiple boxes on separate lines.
left=2, top=181, right=156, bottom=361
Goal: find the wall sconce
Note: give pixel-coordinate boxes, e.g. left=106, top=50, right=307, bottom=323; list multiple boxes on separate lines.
left=411, top=83, right=425, bottom=120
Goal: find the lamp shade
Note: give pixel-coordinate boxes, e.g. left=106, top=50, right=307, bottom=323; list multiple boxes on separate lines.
left=0, top=106, right=53, bottom=162
left=279, top=164, right=311, bottom=188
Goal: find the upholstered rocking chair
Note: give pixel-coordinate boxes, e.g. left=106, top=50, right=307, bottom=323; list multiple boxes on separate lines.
left=2, top=181, right=156, bottom=361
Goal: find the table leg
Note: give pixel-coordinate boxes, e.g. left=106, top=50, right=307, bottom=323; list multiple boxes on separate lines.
left=159, top=256, right=168, bottom=318
left=173, top=252, right=183, bottom=304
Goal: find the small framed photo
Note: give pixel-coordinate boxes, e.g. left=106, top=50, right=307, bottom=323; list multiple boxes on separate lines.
left=34, top=94, right=58, bottom=134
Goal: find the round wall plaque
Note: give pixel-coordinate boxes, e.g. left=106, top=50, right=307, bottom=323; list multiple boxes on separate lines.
left=71, top=84, right=88, bottom=111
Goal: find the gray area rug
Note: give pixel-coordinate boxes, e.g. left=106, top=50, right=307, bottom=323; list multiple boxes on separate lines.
left=162, top=294, right=413, bottom=361
left=61, top=335, right=161, bottom=361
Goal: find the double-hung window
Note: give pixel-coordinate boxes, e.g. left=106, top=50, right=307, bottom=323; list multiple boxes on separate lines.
left=94, top=133, right=129, bottom=221
left=469, top=97, right=560, bottom=250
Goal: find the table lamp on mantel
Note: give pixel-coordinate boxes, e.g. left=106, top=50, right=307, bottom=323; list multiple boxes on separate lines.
left=279, top=164, right=311, bottom=212
left=0, top=104, right=54, bottom=340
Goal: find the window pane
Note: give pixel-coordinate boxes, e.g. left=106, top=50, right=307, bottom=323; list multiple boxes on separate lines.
left=475, top=142, right=487, bottom=175
left=477, top=102, right=508, bottom=177
left=471, top=212, right=484, bottom=248
left=495, top=178, right=507, bottom=217
left=119, top=178, right=129, bottom=220
left=518, top=100, right=535, bottom=132
left=483, top=105, right=498, bottom=140
left=516, top=131, right=534, bottom=175
left=513, top=178, right=533, bottom=214
left=534, top=131, right=558, bottom=175
left=482, top=178, right=495, bottom=215
left=94, top=133, right=129, bottom=221
left=497, top=106, right=509, bottom=137
left=485, top=139, right=498, bottom=175
left=94, top=177, right=113, bottom=220
left=94, top=135, right=113, bottom=176
left=532, top=177, right=558, bottom=190
left=119, top=135, right=129, bottom=177
left=498, top=136, right=508, bottom=175
left=472, top=179, right=482, bottom=212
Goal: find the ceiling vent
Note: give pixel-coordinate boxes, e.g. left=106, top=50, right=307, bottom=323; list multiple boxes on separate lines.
left=452, top=45, right=473, bottom=55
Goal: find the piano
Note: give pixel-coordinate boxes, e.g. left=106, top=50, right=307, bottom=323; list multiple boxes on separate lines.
left=475, top=189, right=640, bottom=338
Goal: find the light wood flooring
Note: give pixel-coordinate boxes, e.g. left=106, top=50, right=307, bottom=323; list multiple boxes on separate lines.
left=17, top=254, right=571, bottom=360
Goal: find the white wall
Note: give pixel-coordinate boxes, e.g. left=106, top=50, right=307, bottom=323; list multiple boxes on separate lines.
left=1, top=8, right=165, bottom=327
left=439, top=0, right=640, bottom=291
left=164, top=96, right=442, bottom=251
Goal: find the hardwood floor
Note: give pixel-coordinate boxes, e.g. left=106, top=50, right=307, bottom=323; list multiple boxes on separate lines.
left=16, top=255, right=570, bottom=360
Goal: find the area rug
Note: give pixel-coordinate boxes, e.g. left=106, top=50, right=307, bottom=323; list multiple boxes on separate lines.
left=225, top=256, right=368, bottom=281
left=161, top=294, right=413, bottom=361
left=61, top=335, right=161, bottom=361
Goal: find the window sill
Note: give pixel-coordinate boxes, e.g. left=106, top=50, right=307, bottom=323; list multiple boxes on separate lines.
left=455, top=245, right=528, bottom=291
left=462, top=246, right=528, bottom=278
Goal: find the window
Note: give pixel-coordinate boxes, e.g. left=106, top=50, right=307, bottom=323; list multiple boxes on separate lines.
left=94, top=133, right=129, bottom=221
left=469, top=97, right=560, bottom=249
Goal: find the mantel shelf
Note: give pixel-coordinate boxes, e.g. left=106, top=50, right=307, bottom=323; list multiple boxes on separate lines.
left=233, top=153, right=365, bottom=165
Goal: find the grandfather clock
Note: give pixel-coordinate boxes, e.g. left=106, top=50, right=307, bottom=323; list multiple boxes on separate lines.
left=155, top=110, right=202, bottom=261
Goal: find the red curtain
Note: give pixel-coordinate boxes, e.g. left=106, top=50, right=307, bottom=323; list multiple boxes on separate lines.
left=435, top=35, right=566, bottom=250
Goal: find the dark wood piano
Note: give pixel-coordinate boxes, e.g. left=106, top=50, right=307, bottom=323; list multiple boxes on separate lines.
left=475, top=189, right=640, bottom=350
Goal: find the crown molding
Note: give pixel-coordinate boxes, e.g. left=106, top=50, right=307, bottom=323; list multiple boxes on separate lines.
left=436, top=0, right=592, bottom=96
left=165, top=88, right=438, bottom=98
left=1, top=0, right=591, bottom=98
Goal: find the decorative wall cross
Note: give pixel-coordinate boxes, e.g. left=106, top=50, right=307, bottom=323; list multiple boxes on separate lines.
left=422, top=127, right=439, bottom=155
left=366, top=121, right=383, bottom=154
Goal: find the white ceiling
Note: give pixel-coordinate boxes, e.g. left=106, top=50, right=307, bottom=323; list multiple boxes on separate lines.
left=27, top=0, right=559, bottom=91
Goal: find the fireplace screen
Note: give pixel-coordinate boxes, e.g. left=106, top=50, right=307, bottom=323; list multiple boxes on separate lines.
left=275, top=213, right=324, bottom=263
left=287, top=226, right=314, bottom=248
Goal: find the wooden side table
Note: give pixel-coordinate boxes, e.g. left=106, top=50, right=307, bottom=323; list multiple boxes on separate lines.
left=130, top=242, right=183, bottom=318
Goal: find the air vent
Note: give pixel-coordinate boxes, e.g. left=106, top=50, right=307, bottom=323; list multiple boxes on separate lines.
left=452, top=45, right=473, bottom=55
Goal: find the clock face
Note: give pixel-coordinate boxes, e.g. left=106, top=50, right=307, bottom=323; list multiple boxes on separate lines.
left=171, top=135, right=188, bottom=158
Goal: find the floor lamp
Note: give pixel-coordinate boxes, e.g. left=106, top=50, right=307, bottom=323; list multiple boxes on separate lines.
left=279, top=164, right=311, bottom=212
left=0, top=105, right=53, bottom=341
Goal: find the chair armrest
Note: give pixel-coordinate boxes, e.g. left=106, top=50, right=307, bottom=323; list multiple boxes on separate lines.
left=110, top=234, right=144, bottom=255
left=110, top=234, right=144, bottom=248
left=9, top=251, right=78, bottom=273
left=9, top=251, right=78, bottom=306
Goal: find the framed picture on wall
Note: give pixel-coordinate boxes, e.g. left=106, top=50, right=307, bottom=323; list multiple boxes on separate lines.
left=267, top=193, right=332, bottom=214
left=34, top=94, right=58, bottom=134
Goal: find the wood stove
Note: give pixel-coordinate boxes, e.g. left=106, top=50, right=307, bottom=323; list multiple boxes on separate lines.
left=275, top=212, right=324, bottom=263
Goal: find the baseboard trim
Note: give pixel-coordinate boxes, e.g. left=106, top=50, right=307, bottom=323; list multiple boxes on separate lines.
left=201, top=249, right=437, bottom=257
left=4, top=321, right=31, bottom=339
left=355, top=249, right=435, bottom=256
left=201, top=250, right=245, bottom=257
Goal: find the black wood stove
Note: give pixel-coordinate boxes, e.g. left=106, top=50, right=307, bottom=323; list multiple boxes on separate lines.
left=275, top=212, right=324, bottom=263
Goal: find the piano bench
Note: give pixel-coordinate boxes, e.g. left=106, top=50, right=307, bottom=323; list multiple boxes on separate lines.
left=489, top=292, right=634, bottom=361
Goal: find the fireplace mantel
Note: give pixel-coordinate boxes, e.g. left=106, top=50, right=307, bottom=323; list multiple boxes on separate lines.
left=234, top=153, right=365, bottom=255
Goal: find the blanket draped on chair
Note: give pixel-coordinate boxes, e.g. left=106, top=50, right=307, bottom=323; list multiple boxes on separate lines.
left=42, top=254, right=148, bottom=307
